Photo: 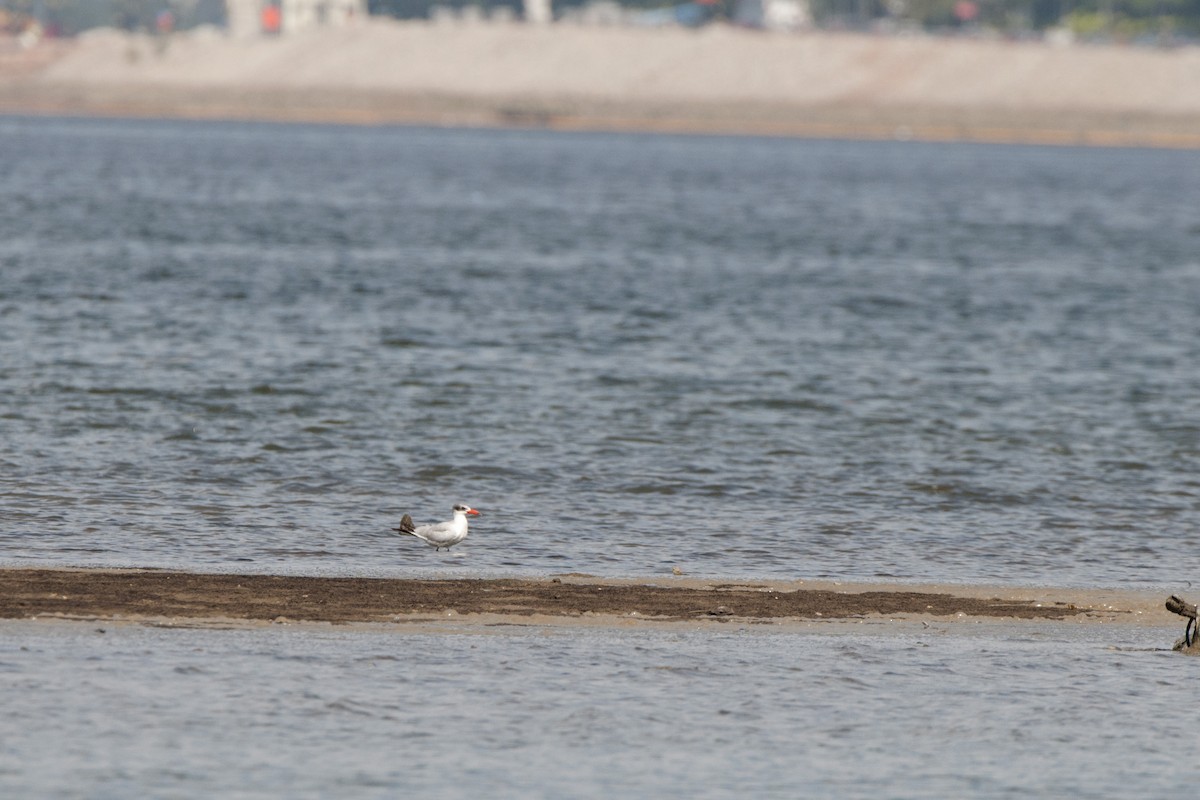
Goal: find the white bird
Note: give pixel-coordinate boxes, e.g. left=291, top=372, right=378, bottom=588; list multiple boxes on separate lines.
left=393, top=503, right=481, bottom=551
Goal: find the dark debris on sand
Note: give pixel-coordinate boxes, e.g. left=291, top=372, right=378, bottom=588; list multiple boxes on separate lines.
left=0, top=569, right=1089, bottom=624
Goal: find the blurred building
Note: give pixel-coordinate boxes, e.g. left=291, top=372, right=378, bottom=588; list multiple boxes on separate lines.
left=525, top=0, right=553, bottom=23
left=226, top=0, right=366, bottom=36
left=733, top=0, right=810, bottom=30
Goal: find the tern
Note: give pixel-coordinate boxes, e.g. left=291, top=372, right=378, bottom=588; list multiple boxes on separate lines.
left=393, top=503, right=481, bottom=551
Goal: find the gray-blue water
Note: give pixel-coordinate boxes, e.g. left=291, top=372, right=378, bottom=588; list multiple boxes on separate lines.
left=3, top=115, right=1200, bottom=797
left=0, top=619, right=1190, bottom=798
left=5, top=116, right=1200, bottom=585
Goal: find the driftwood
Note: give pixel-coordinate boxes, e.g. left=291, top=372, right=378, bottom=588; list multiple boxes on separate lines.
left=1166, top=595, right=1200, bottom=654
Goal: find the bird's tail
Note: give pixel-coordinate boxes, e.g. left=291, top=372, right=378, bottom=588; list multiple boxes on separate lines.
left=393, top=514, right=416, bottom=535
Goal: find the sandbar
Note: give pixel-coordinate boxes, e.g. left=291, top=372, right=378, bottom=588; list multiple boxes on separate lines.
left=0, top=567, right=1180, bottom=630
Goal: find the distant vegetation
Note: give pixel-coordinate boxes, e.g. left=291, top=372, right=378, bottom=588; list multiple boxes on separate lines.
left=0, top=0, right=1195, bottom=40
left=370, top=0, right=1200, bottom=39
left=0, top=0, right=224, bottom=35
left=848, top=0, right=1200, bottom=39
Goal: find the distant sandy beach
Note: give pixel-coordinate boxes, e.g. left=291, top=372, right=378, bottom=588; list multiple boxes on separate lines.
left=0, top=567, right=1179, bottom=630
left=1, top=20, right=1199, bottom=147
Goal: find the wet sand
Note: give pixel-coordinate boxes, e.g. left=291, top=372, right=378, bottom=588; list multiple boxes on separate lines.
left=0, top=568, right=1175, bottom=628
left=6, top=81, right=1199, bottom=149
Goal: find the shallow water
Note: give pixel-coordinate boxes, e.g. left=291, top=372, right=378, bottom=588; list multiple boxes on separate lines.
left=3, top=116, right=1200, bottom=586
left=0, top=619, right=1188, bottom=798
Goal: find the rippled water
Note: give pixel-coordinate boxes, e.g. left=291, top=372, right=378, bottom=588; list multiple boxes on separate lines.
left=3, top=116, right=1200, bottom=585
left=0, top=619, right=1188, bottom=798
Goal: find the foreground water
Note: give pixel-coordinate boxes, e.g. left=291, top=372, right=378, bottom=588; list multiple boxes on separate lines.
left=3, top=116, right=1200, bottom=585
left=4, top=117, right=1199, bottom=797
left=0, top=618, right=1188, bottom=798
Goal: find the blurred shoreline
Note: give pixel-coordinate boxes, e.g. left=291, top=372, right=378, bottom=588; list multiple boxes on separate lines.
left=2, top=20, right=1199, bottom=147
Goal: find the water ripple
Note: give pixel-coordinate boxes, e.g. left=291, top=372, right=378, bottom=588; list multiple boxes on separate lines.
left=2, top=119, right=1200, bottom=585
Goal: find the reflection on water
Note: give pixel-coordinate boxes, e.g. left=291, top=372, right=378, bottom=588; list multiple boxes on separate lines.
left=0, top=620, right=1188, bottom=797
left=2, top=117, right=1200, bottom=585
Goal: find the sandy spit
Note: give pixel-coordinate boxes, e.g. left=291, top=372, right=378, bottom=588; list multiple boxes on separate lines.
left=0, top=567, right=1184, bottom=631
left=1, top=21, right=1199, bottom=147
